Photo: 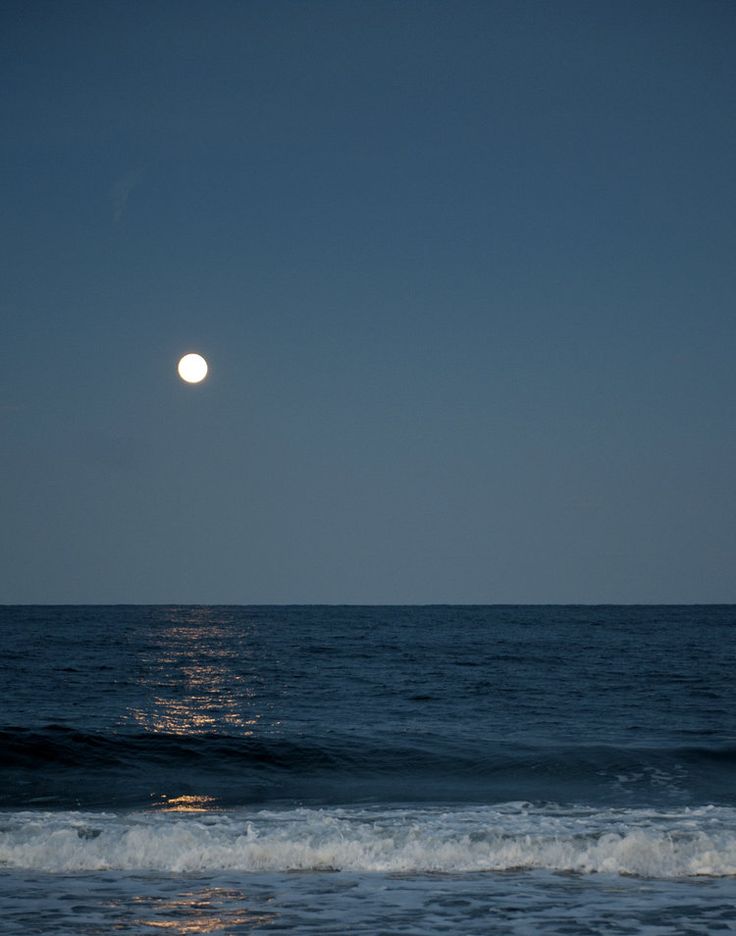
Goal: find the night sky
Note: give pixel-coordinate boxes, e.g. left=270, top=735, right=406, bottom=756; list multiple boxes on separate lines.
left=2, top=0, right=735, bottom=604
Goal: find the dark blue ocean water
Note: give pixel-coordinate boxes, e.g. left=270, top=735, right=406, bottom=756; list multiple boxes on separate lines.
left=1, top=605, right=735, bottom=933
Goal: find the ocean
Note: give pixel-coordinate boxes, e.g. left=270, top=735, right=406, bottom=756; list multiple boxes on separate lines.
left=1, top=605, right=735, bottom=934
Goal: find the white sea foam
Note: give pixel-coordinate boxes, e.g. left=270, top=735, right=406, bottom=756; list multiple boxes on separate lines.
left=1, top=804, right=735, bottom=878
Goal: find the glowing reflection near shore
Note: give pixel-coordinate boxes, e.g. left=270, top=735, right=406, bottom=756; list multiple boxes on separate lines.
left=156, top=794, right=217, bottom=813
left=135, top=886, right=276, bottom=932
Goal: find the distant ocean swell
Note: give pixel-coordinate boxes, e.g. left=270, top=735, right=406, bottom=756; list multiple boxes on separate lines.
left=2, top=805, right=735, bottom=878
left=2, top=725, right=735, bottom=808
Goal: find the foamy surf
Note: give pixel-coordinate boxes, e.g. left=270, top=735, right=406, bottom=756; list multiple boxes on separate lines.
left=2, top=803, right=735, bottom=878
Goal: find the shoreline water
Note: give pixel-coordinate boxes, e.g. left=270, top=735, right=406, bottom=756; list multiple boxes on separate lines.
left=1, top=605, right=734, bottom=932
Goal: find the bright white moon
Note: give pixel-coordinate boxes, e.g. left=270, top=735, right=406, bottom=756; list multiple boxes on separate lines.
left=177, top=353, right=208, bottom=383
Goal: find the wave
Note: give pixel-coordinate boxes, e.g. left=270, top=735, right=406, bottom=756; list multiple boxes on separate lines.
left=2, top=725, right=736, bottom=809
left=1, top=804, right=735, bottom=878
left=4, top=726, right=736, bottom=774
left=0, top=725, right=348, bottom=771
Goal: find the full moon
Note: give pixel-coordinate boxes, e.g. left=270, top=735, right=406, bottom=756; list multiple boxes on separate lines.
left=177, top=353, right=208, bottom=384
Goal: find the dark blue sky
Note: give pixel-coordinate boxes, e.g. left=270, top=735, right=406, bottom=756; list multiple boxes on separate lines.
left=2, top=0, right=735, bottom=603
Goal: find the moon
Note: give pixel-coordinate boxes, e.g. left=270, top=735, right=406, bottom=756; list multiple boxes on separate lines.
left=177, top=353, right=208, bottom=384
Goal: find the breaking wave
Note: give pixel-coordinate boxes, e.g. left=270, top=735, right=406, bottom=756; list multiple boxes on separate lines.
left=2, top=803, right=735, bottom=879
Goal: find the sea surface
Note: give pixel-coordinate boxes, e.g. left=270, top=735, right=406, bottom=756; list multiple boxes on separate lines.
left=1, top=605, right=735, bottom=934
